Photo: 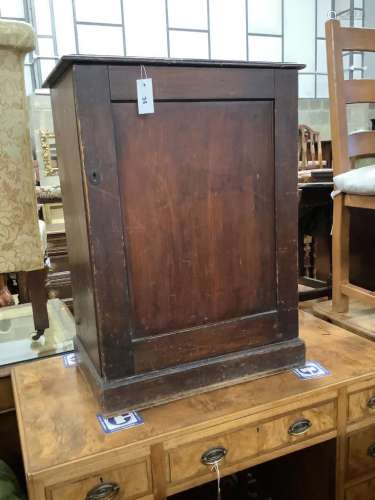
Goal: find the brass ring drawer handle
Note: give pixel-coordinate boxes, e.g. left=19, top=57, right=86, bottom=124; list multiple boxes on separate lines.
left=288, top=418, right=312, bottom=436
left=367, top=396, right=375, bottom=409
left=368, top=443, right=375, bottom=458
left=201, top=447, right=227, bottom=466
left=86, top=482, right=120, bottom=499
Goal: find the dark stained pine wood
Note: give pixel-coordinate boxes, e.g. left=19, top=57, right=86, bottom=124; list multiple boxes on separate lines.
left=74, top=64, right=134, bottom=379
left=49, top=57, right=305, bottom=413
left=274, top=69, right=300, bottom=339
left=50, top=68, right=101, bottom=372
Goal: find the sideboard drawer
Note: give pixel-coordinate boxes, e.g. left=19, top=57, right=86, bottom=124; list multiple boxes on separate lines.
left=346, top=477, right=375, bottom=500
left=349, top=387, right=375, bottom=424
left=347, top=427, right=375, bottom=480
left=168, top=400, right=336, bottom=485
left=50, top=460, right=151, bottom=499
left=169, top=424, right=258, bottom=484
left=258, top=400, right=336, bottom=453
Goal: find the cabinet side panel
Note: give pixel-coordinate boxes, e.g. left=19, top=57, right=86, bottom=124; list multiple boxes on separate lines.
left=274, top=69, right=299, bottom=339
left=73, top=65, right=134, bottom=380
left=51, top=69, right=101, bottom=373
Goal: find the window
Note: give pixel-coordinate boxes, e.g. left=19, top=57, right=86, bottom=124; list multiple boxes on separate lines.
left=0, top=0, right=364, bottom=97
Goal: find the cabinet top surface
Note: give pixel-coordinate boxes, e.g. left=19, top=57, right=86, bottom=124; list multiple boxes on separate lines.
left=44, top=55, right=305, bottom=88
left=12, top=311, right=375, bottom=475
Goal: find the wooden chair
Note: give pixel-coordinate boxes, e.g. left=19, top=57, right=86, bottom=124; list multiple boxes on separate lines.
left=326, top=19, right=375, bottom=313
left=298, top=124, right=327, bottom=170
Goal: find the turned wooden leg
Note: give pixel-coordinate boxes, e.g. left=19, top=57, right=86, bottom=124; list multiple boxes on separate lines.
left=332, top=195, right=349, bottom=313
left=0, top=273, right=15, bottom=307
left=28, top=267, right=49, bottom=339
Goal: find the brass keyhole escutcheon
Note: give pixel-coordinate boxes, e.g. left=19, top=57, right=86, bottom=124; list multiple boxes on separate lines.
left=288, top=418, right=312, bottom=436
left=201, top=446, right=227, bottom=466
left=86, top=482, right=120, bottom=499
left=368, top=443, right=375, bottom=458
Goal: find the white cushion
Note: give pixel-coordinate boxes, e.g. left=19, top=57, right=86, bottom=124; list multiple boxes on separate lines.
left=333, top=164, right=375, bottom=196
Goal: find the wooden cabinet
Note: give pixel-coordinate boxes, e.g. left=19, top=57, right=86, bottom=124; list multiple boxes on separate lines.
left=47, top=56, right=304, bottom=413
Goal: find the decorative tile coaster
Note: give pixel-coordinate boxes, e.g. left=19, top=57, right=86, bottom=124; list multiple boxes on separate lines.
left=97, top=412, right=144, bottom=434
left=292, top=360, right=331, bottom=380
left=62, top=352, right=78, bottom=368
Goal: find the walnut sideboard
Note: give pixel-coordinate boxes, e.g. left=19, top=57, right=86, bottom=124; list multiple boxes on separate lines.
left=45, top=56, right=305, bottom=413
left=12, top=311, right=375, bottom=500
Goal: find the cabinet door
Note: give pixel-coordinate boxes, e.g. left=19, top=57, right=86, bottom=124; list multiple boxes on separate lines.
left=71, top=64, right=300, bottom=383
left=113, top=100, right=280, bottom=372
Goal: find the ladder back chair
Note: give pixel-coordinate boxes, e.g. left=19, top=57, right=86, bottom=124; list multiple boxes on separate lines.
left=298, top=124, right=327, bottom=170
left=326, top=19, right=375, bottom=313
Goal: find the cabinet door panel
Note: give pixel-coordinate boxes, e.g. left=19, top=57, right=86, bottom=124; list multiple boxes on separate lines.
left=113, top=100, right=276, bottom=369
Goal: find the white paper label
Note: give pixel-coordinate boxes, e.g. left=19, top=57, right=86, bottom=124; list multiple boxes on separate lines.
left=137, top=78, right=154, bottom=115
left=97, top=411, right=144, bottom=433
left=292, top=361, right=331, bottom=379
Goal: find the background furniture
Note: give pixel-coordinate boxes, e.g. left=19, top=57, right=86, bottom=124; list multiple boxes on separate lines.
left=298, top=127, right=332, bottom=185
left=12, top=311, right=375, bottom=500
left=47, top=56, right=305, bottom=413
left=28, top=92, right=60, bottom=189
left=0, top=299, right=74, bottom=367
left=36, top=187, right=72, bottom=313
left=326, top=19, right=375, bottom=313
left=299, top=124, right=327, bottom=170
left=17, top=194, right=72, bottom=336
left=0, top=298, right=76, bottom=496
left=298, top=182, right=333, bottom=301
left=0, top=274, right=14, bottom=307
left=0, top=20, right=49, bottom=339
left=17, top=226, right=72, bottom=316
left=0, top=20, right=43, bottom=274
left=45, top=224, right=72, bottom=313
left=0, top=370, right=23, bottom=487
left=297, top=134, right=333, bottom=301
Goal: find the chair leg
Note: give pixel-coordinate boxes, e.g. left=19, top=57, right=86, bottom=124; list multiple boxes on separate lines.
left=332, top=195, right=349, bottom=313
left=28, top=267, right=49, bottom=339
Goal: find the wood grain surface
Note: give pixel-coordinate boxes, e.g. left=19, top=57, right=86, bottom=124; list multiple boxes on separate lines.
left=12, top=311, right=375, bottom=475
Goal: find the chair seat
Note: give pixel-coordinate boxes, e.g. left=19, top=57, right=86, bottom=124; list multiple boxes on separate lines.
left=334, top=164, right=375, bottom=195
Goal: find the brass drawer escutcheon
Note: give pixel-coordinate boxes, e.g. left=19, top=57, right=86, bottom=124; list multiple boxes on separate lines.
left=201, top=447, right=227, bottom=466
left=367, top=443, right=375, bottom=458
left=288, top=418, right=312, bottom=436
left=86, top=482, right=120, bottom=499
